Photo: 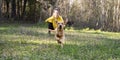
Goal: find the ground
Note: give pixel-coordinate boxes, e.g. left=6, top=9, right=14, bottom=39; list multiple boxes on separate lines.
left=0, top=23, right=120, bottom=60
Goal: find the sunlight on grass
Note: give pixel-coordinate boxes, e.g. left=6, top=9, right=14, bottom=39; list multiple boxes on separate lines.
left=0, top=24, right=120, bottom=60
left=0, top=27, right=9, bottom=30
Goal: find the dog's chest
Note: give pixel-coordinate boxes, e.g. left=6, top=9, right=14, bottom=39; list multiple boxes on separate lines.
left=56, top=32, right=63, bottom=38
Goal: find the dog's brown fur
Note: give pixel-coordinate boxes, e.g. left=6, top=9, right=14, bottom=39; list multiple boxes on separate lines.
left=55, top=22, right=65, bottom=48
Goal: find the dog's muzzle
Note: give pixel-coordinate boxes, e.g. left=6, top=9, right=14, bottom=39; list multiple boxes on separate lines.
left=59, top=25, right=62, bottom=29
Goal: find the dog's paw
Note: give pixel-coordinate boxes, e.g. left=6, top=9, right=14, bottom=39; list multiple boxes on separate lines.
left=60, top=44, right=63, bottom=48
left=57, top=40, right=62, bottom=44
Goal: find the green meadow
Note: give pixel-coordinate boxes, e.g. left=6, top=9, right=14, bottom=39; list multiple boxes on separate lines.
left=0, top=23, right=120, bottom=60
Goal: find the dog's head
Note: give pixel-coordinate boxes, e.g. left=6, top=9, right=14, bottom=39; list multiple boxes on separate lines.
left=57, top=22, right=64, bottom=30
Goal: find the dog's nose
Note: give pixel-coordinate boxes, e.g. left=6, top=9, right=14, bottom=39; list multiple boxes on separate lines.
left=59, top=25, right=62, bottom=29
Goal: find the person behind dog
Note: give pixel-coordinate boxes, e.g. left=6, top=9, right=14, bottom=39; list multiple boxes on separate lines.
left=45, top=8, right=64, bottom=34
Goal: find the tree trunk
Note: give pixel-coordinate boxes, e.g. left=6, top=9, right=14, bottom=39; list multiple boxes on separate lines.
left=22, top=0, right=27, bottom=18
left=0, top=0, right=2, bottom=17
left=5, top=0, right=9, bottom=18
left=17, top=0, right=20, bottom=19
left=11, top=0, right=16, bottom=19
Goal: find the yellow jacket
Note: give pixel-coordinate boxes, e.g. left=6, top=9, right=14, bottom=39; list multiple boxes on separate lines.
left=45, top=16, right=64, bottom=29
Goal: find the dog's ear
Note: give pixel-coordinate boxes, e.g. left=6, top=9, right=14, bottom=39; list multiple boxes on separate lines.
left=64, top=18, right=68, bottom=25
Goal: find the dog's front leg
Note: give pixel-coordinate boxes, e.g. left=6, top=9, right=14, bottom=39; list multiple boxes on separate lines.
left=55, top=35, right=60, bottom=40
left=55, top=35, right=62, bottom=44
left=60, top=36, right=65, bottom=48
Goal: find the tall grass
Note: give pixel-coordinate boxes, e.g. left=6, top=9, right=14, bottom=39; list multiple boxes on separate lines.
left=0, top=23, right=120, bottom=60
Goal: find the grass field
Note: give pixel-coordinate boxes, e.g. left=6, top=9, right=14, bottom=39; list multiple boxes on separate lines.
left=0, top=23, right=120, bottom=60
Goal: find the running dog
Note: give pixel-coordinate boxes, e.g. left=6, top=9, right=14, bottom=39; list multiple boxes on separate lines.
left=55, top=22, right=65, bottom=48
